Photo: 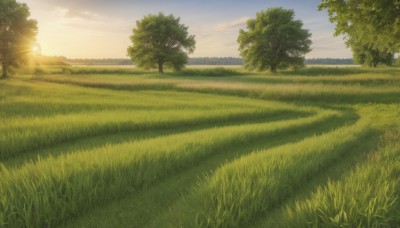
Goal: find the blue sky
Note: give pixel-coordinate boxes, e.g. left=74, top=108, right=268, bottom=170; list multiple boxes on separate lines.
left=22, top=0, right=352, bottom=59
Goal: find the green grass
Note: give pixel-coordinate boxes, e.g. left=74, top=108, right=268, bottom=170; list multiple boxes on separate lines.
left=278, top=130, right=400, bottom=228
left=278, top=66, right=369, bottom=76
left=0, top=66, right=399, bottom=227
left=196, top=120, right=371, bottom=227
left=64, top=108, right=354, bottom=228
left=0, top=111, right=338, bottom=227
left=2, top=80, right=311, bottom=160
left=34, top=68, right=400, bottom=104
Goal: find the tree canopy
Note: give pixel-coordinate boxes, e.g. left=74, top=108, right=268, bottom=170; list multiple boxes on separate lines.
left=351, top=42, right=394, bottom=67
left=319, top=0, right=400, bottom=53
left=238, top=8, right=311, bottom=73
left=127, top=13, right=195, bottom=73
left=0, top=0, right=37, bottom=78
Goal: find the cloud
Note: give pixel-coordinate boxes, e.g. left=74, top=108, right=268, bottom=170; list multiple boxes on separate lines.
left=50, top=7, right=130, bottom=33
left=52, top=7, right=68, bottom=17
left=189, top=17, right=250, bottom=57
left=214, top=17, right=249, bottom=31
left=52, top=7, right=107, bottom=23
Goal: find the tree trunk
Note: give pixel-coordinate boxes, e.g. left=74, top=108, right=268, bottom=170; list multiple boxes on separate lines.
left=270, top=64, right=277, bottom=73
left=158, top=60, right=164, bottom=73
left=1, top=61, right=7, bottom=78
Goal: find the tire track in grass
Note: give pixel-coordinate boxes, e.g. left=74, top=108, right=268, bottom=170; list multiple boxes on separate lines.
left=67, top=111, right=354, bottom=228
left=0, top=111, right=339, bottom=227
left=1, top=107, right=299, bottom=161
left=3, top=79, right=314, bottom=161
left=4, top=110, right=308, bottom=169
left=150, top=119, right=374, bottom=228
left=268, top=130, right=400, bottom=227
left=252, top=129, right=380, bottom=227
left=193, top=120, right=371, bottom=227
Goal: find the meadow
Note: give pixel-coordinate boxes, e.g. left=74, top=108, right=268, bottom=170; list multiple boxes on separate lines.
left=0, top=66, right=399, bottom=227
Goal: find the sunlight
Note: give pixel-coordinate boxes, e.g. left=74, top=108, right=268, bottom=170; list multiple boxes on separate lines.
left=32, top=43, right=42, bottom=55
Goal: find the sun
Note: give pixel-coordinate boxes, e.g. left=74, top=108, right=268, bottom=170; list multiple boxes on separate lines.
left=32, top=43, right=41, bottom=55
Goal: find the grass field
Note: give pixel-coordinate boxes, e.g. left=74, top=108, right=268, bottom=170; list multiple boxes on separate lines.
left=0, top=66, right=399, bottom=227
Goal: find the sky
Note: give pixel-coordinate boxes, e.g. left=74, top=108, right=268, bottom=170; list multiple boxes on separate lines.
left=21, top=0, right=353, bottom=59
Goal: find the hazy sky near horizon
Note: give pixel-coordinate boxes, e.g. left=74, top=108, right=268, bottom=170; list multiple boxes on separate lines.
left=21, top=0, right=352, bottom=59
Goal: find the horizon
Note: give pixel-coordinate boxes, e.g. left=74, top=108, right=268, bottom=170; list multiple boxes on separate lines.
left=21, top=0, right=353, bottom=59
left=59, top=57, right=354, bottom=60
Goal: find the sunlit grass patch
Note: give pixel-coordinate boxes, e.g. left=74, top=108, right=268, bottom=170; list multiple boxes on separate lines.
left=280, top=130, right=400, bottom=227
left=197, top=120, right=371, bottom=227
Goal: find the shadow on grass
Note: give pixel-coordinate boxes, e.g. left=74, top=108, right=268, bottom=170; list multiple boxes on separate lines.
left=252, top=129, right=381, bottom=228
left=174, top=66, right=400, bottom=77
left=56, top=66, right=247, bottom=77
left=60, top=67, right=153, bottom=75
left=4, top=110, right=310, bottom=169
left=170, top=67, right=247, bottom=77
left=278, top=67, right=370, bottom=76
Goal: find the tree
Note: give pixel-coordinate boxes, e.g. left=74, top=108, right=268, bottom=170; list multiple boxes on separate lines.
left=0, top=0, right=37, bottom=78
left=238, top=8, right=311, bottom=73
left=319, top=0, right=400, bottom=53
left=127, top=13, right=195, bottom=73
left=352, top=42, right=394, bottom=67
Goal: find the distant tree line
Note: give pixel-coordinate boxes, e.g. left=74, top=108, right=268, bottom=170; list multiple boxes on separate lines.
left=65, top=58, right=132, bottom=65
left=40, top=56, right=360, bottom=66
left=191, top=58, right=356, bottom=65
left=49, top=57, right=245, bottom=66
left=62, top=57, right=243, bottom=66
left=188, top=57, right=243, bottom=65
left=35, top=56, right=69, bottom=65
left=305, top=58, right=354, bottom=65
